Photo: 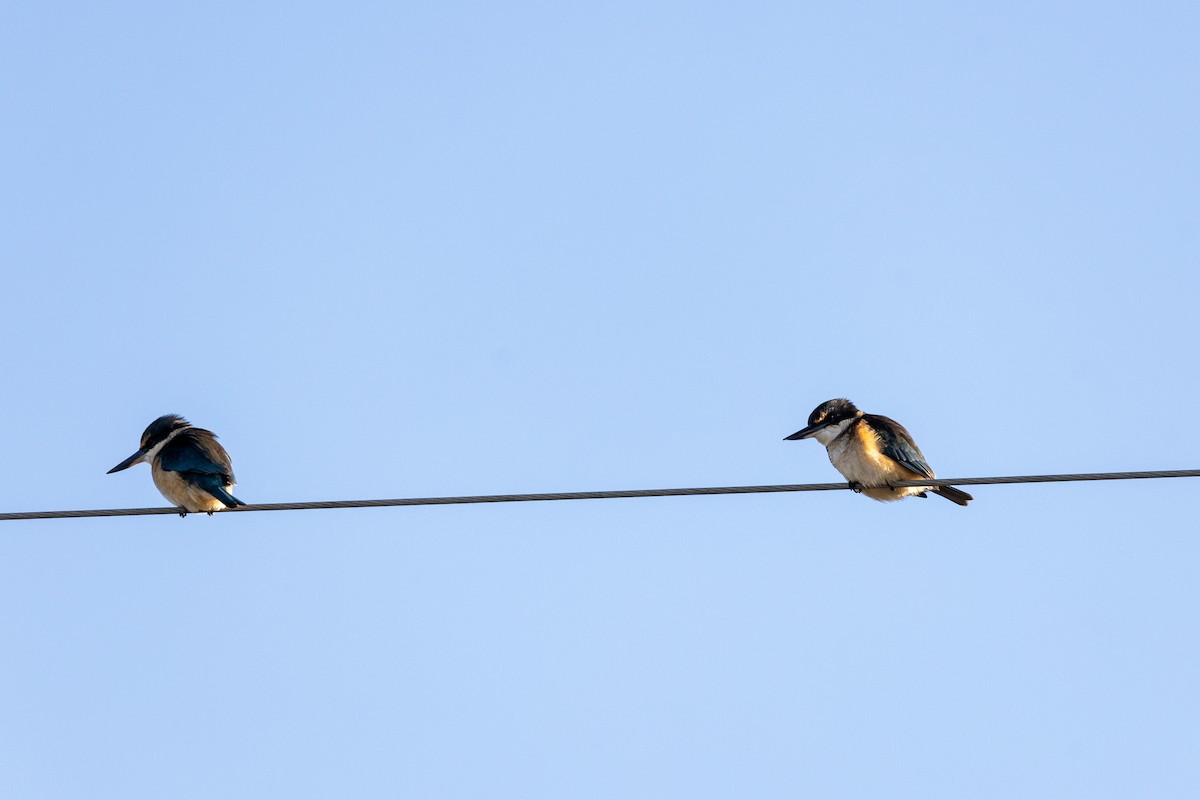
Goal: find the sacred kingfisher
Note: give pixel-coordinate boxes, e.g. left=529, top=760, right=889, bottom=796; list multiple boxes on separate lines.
left=785, top=398, right=972, bottom=506
left=108, top=415, right=246, bottom=516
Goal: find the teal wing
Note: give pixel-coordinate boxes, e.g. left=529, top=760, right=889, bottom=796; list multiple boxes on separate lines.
left=159, top=429, right=245, bottom=507
left=868, top=414, right=936, bottom=479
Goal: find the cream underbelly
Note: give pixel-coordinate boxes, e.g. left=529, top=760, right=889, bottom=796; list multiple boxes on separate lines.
left=152, top=466, right=232, bottom=513
left=826, top=430, right=932, bottom=502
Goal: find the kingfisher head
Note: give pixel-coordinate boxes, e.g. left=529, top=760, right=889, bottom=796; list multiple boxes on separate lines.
left=107, top=414, right=193, bottom=473
left=784, top=398, right=861, bottom=445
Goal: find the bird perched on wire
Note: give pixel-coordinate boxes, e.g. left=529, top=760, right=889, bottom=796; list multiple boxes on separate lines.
left=108, top=415, right=246, bottom=516
left=785, top=398, right=972, bottom=506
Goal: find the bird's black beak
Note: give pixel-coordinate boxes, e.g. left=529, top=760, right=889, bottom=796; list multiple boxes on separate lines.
left=107, top=448, right=148, bottom=474
left=784, top=422, right=826, bottom=441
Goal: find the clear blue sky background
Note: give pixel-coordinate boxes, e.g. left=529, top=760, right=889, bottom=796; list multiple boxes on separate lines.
left=2, top=2, right=1198, bottom=797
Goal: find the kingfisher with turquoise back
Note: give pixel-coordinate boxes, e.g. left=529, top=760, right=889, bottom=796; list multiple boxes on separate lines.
left=108, top=415, right=246, bottom=516
left=785, top=398, right=972, bottom=506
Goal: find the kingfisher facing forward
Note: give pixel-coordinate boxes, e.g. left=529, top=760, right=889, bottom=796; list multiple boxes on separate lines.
left=785, top=398, right=972, bottom=506
left=108, top=415, right=246, bottom=516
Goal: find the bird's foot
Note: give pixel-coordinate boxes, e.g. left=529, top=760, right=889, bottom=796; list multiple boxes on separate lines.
left=206, top=511, right=215, bottom=516
left=849, top=481, right=865, bottom=493
left=178, top=509, right=188, bottom=518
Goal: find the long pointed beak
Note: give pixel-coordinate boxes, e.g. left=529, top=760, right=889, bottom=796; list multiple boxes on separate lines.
left=107, top=449, right=148, bottom=473
left=784, top=423, right=827, bottom=441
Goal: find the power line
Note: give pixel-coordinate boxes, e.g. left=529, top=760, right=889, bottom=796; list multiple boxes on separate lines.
left=1, top=469, right=1197, bottom=521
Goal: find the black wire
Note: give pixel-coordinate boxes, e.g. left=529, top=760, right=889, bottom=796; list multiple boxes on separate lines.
left=1, top=469, right=1197, bottom=521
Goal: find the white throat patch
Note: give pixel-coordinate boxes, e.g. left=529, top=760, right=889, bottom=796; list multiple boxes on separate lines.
left=812, top=417, right=854, bottom=446
left=142, top=426, right=189, bottom=464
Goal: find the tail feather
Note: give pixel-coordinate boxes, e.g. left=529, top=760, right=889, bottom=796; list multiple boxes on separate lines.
left=194, top=477, right=246, bottom=509
left=207, top=486, right=246, bottom=508
left=932, top=485, right=972, bottom=506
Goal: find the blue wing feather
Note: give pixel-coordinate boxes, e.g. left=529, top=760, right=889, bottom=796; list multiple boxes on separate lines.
left=866, top=415, right=936, bottom=479
left=159, top=429, right=245, bottom=507
left=159, top=430, right=233, bottom=477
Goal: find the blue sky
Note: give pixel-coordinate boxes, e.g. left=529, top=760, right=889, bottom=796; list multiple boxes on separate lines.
left=2, top=1, right=1198, bottom=797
